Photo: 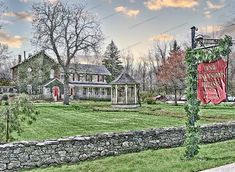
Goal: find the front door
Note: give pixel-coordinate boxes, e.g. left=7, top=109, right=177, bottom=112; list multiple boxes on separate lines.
left=53, top=86, right=60, bottom=101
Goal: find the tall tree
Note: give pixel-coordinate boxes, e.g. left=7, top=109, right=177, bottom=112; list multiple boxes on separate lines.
left=32, top=1, right=103, bottom=105
left=157, top=41, right=186, bottom=105
left=102, top=40, right=123, bottom=82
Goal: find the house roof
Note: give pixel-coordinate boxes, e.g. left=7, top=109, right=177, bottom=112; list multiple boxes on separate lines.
left=110, top=72, right=139, bottom=85
left=11, top=51, right=111, bottom=76
left=70, top=64, right=111, bottom=76
left=11, top=51, right=56, bottom=69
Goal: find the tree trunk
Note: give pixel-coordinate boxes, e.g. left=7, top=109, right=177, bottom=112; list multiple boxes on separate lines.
left=165, top=85, right=168, bottom=95
left=6, top=109, right=9, bottom=143
left=174, top=88, right=178, bottom=106
left=63, top=75, right=70, bottom=105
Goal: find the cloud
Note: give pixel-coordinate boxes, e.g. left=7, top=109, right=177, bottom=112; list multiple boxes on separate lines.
left=115, top=6, right=140, bottom=17
left=199, top=25, right=223, bottom=33
left=150, top=33, right=175, bottom=41
left=19, top=0, right=28, bottom=3
left=19, top=0, right=58, bottom=4
left=0, top=19, right=13, bottom=25
left=144, top=0, right=199, bottom=10
left=0, top=31, right=25, bottom=48
left=3, top=11, right=33, bottom=22
left=204, top=11, right=211, bottom=18
left=206, top=0, right=224, bottom=10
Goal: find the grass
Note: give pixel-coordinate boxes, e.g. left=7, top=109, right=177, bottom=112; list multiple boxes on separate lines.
left=26, top=139, right=235, bottom=172
left=12, top=101, right=235, bottom=141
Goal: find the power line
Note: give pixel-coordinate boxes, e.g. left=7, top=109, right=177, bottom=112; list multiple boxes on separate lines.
left=129, top=14, right=161, bottom=29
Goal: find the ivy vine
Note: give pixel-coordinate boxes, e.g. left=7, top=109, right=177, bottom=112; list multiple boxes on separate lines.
left=184, top=35, right=233, bottom=159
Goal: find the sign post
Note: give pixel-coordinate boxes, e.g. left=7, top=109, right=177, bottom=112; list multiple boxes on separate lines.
left=184, top=26, right=233, bottom=159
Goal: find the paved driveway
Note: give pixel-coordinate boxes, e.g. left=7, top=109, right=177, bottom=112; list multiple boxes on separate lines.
left=201, top=163, right=235, bottom=172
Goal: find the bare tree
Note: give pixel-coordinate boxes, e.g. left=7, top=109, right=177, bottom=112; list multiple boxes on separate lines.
left=153, top=41, right=167, bottom=65
left=122, top=50, right=134, bottom=76
left=32, top=1, right=103, bottom=105
left=148, top=41, right=168, bottom=77
left=0, top=44, right=12, bottom=80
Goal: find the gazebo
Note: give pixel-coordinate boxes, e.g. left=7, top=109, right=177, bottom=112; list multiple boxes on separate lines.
left=110, top=72, right=140, bottom=108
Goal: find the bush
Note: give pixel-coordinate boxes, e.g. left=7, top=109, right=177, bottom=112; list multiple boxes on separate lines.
left=140, top=91, right=155, bottom=102
left=1, top=94, right=9, bottom=101
left=145, top=97, right=156, bottom=105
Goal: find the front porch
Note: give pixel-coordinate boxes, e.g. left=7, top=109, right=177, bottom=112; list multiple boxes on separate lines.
left=70, top=84, right=111, bottom=100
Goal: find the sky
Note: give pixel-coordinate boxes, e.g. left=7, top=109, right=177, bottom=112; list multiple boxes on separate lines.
left=1, top=0, right=235, bottom=62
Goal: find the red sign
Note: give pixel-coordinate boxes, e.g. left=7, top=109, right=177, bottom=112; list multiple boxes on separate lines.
left=197, top=59, right=227, bottom=104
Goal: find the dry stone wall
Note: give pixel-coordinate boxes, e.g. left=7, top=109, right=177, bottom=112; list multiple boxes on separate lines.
left=0, top=122, right=235, bottom=171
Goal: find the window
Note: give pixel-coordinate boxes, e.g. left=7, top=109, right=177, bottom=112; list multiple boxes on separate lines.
left=27, top=67, right=32, bottom=78
left=60, top=74, right=64, bottom=81
left=27, top=85, right=32, bottom=95
left=95, top=88, right=99, bottom=95
left=88, top=87, right=92, bottom=95
left=86, top=75, right=92, bottom=82
left=50, top=69, right=55, bottom=79
left=83, top=87, right=87, bottom=96
left=102, top=88, right=105, bottom=95
left=98, top=75, right=104, bottom=82
left=72, top=74, right=75, bottom=81
left=101, top=76, right=104, bottom=82
left=77, top=74, right=80, bottom=81
left=70, top=88, right=74, bottom=95
left=27, top=67, right=32, bottom=73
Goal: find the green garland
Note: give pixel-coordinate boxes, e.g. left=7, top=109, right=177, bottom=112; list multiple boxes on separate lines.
left=184, top=35, right=232, bottom=159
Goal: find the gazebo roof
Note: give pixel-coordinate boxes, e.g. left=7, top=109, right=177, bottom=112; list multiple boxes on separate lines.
left=110, top=72, right=139, bottom=85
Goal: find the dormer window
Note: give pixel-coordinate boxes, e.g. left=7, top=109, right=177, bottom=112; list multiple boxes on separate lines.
left=50, top=69, right=55, bottom=79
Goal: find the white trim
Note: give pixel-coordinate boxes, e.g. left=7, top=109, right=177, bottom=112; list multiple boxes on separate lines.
left=44, top=78, right=63, bottom=87
left=134, top=84, right=137, bottom=104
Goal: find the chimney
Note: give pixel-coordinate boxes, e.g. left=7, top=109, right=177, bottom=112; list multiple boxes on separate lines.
left=24, top=51, right=26, bottom=60
left=18, top=55, right=22, bottom=64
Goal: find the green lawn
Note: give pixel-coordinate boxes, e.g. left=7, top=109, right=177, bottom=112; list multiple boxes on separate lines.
left=13, top=101, right=235, bottom=141
left=26, top=139, right=235, bottom=172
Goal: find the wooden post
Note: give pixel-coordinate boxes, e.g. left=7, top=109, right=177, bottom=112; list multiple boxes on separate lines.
left=134, top=84, right=137, bottom=104
left=125, top=85, right=128, bottom=104
left=115, top=85, right=118, bottom=104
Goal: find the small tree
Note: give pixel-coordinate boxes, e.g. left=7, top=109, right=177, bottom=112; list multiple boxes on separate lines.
left=102, top=40, right=123, bottom=83
left=32, top=1, right=103, bottom=105
left=157, top=41, right=186, bottom=105
left=0, top=94, right=38, bottom=143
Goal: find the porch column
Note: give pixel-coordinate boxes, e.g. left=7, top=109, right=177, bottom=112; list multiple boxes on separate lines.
left=92, top=87, right=94, bottom=97
left=134, top=84, right=137, bottom=104
left=115, top=85, right=118, bottom=104
left=125, top=85, right=128, bottom=104
left=99, top=87, right=102, bottom=98
left=111, top=86, right=113, bottom=101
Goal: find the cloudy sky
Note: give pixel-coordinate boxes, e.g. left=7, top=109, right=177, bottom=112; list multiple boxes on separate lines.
left=1, top=0, right=235, bottom=61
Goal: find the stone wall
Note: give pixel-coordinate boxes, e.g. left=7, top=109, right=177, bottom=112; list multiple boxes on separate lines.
left=0, top=122, right=235, bottom=171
